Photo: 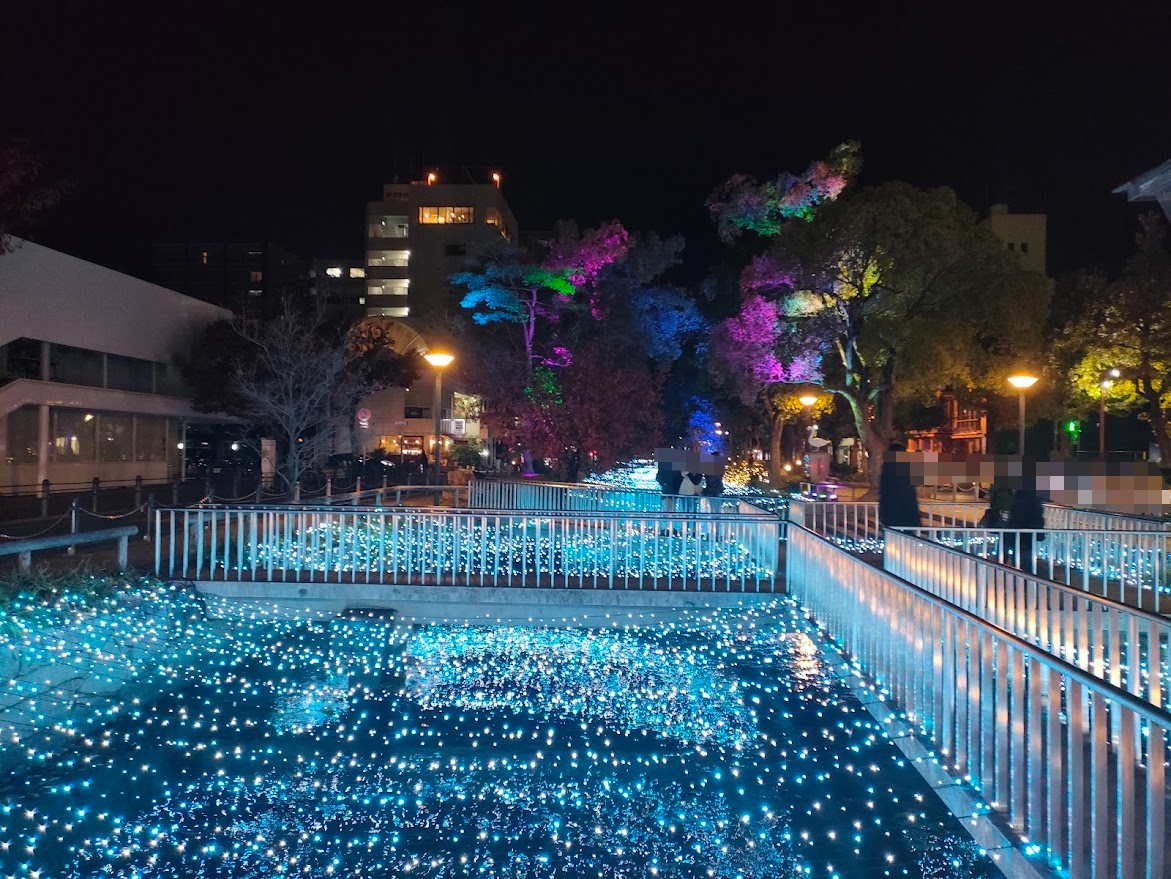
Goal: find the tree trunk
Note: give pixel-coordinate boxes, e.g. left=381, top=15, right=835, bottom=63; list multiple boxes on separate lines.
left=768, top=411, right=786, bottom=487
left=1148, top=399, right=1171, bottom=466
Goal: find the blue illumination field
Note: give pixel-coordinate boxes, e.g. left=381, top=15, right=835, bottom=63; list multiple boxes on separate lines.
left=1, top=603, right=993, bottom=878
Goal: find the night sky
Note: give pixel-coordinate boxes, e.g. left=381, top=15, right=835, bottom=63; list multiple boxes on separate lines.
left=5, top=3, right=1171, bottom=283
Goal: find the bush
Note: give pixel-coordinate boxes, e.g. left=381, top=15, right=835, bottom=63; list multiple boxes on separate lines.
left=449, top=439, right=485, bottom=468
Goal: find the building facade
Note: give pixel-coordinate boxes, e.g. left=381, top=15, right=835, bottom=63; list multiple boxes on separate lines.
left=308, top=258, right=367, bottom=320
left=985, top=203, right=1047, bottom=275
left=364, top=174, right=517, bottom=319
left=151, top=241, right=307, bottom=317
left=0, top=239, right=232, bottom=491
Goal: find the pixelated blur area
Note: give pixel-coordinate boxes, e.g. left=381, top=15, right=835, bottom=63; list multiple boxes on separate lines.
left=655, top=447, right=725, bottom=475
left=890, top=453, right=1171, bottom=515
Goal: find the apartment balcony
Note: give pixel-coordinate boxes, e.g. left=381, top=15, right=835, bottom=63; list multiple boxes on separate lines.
left=364, top=265, right=410, bottom=282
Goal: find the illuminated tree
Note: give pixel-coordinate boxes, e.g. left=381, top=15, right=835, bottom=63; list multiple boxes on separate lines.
left=1060, top=213, right=1171, bottom=460
left=711, top=176, right=1049, bottom=482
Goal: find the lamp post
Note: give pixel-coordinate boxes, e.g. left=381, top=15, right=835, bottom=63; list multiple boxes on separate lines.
left=1007, top=374, right=1038, bottom=454
left=423, top=352, right=454, bottom=488
left=798, top=394, right=818, bottom=476
left=1099, top=367, right=1120, bottom=456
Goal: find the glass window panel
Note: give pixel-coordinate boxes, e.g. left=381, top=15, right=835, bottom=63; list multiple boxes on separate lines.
left=98, top=413, right=134, bottom=462
left=7, top=405, right=40, bottom=463
left=0, top=337, right=41, bottom=381
left=369, top=216, right=409, bottom=237
left=51, top=344, right=104, bottom=387
left=135, top=415, right=166, bottom=461
left=418, top=207, right=473, bottom=224
left=106, top=354, right=154, bottom=393
left=52, top=408, right=96, bottom=461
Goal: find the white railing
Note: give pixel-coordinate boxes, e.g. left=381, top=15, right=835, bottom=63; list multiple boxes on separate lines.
left=1043, top=504, right=1169, bottom=532
left=788, top=525, right=1169, bottom=878
left=886, top=527, right=1171, bottom=703
left=905, top=527, right=1171, bottom=615
left=154, top=505, right=782, bottom=592
left=787, top=499, right=985, bottom=550
left=469, top=479, right=665, bottom=512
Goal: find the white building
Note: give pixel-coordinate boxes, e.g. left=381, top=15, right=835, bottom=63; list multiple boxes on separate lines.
left=0, top=239, right=232, bottom=491
left=986, top=203, right=1047, bottom=275
left=365, top=173, right=518, bottom=319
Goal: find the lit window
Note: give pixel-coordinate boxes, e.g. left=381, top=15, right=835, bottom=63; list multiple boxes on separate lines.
left=349, top=267, right=366, bottom=278
left=200, top=250, right=209, bottom=265
left=418, top=206, right=474, bottom=224
left=326, top=266, right=344, bottom=278
left=367, top=250, right=409, bottom=268
left=249, top=270, right=263, bottom=282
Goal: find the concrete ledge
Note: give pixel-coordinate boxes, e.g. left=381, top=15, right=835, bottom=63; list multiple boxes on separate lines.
left=191, top=580, right=780, bottom=624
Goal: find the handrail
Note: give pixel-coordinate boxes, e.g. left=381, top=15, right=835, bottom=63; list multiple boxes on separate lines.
left=154, top=505, right=782, bottom=591
left=885, top=527, right=1171, bottom=704
left=0, top=525, right=138, bottom=571
left=788, top=524, right=1169, bottom=876
left=904, top=526, right=1171, bottom=614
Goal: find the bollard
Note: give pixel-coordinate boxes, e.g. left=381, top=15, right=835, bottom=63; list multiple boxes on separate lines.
left=117, top=534, right=129, bottom=570
left=382, top=474, right=388, bottom=491
left=40, top=479, right=50, bottom=519
left=325, top=477, right=332, bottom=499
left=92, top=477, right=101, bottom=513
left=144, top=494, right=155, bottom=541
left=293, top=481, right=301, bottom=502
left=171, top=475, right=179, bottom=506
left=67, top=498, right=80, bottom=556
left=355, top=477, right=362, bottom=500
left=134, top=475, right=143, bottom=509
left=376, top=489, right=384, bottom=506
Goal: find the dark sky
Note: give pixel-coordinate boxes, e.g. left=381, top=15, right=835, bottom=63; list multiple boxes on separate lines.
left=5, top=3, right=1171, bottom=282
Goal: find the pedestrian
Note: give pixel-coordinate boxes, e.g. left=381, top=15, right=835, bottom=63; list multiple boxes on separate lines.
left=702, top=452, right=725, bottom=515
left=656, top=452, right=684, bottom=512
left=878, top=443, right=922, bottom=529
left=1006, top=460, right=1045, bottom=573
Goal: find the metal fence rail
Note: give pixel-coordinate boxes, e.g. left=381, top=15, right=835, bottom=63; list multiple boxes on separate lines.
left=904, top=526, right=1171, bottom=615
left=788, top=525, right=1170, bottom=878
left=154, top=506, right=782, bottom=592
left=885, top=527, right=1171, bottom=707
left=469, top=480, right=668, bottom=513
left=788, top=499, right=985, bottom=549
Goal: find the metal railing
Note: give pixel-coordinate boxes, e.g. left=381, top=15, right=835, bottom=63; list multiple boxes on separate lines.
left=885, top=527, right=1171, bottom=704
left=154, top=506, right=782, bottom=591
left=0, top=525, right=138, bottom=571
left=469, top=480, right=667, bottom=513
left=903, top=527, right=1171, bottom=615
left=788, top=499, right=985, bottom=549
left=788, top=525, right=1169, bottom=878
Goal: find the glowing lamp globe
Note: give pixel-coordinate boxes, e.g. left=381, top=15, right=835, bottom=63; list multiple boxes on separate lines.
left=1007, top=374, right=1038, bottom=390
left=798, top=395, right=819, bottom=407
left=424, top=352, right=455, bottom=368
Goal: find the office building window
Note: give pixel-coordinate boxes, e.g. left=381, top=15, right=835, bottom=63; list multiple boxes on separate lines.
left=201, top=250, right=209, bottom=265
left=51, top=344, right=104, bottom=387
left=135, top=415, right=167, bottom=461
left=379, top=436, right=402, bottom=455
left=106, top=353, right=154, bottom=393
left=368, top=251, right=410, bottom=267
left=370, top=216, right=409, bottom=238
left=249, top=270, right=264, bottom=282
left=418, top=206, right=474, bottom=224
left=98, top=413, right=134, bottom=462
left=326, top=266, right=344, bottom=278
left=349, top=267, right=366, bottom=278
left=7, top=405, right=40, bottom=462
left=52, top=409, right=96, bottom=460
left=444, top=243, right=467, bottom=257
left=0, top=337, right=41, bottom=381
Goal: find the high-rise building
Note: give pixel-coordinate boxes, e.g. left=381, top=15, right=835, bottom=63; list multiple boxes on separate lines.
left=985, top=204, right=1047, bottom=275
left=364, top=173, right=517, bottom=319
left=308, top=258, right=367, bottom=320
left=150, top=242, right=307, bottom=317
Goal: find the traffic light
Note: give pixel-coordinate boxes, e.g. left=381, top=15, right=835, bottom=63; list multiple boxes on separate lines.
left=1066, top=419, right=1080, bottom=437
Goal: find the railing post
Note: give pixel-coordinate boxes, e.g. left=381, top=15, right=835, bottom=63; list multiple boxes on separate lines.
left=144, top=493, right=155, bottom=541
left=40, top=479, right=50, bottom=518
left=204, top=475, right=212, bottom=500
left=117, top=533, right=129, bottom=569
left=134, top=475, right=143, bottom=509
left=18, top=550, right=31, bottom=572
left=293, top=481, right=301, bottom=502
left=172, top=474, right=180, bottom=506
left=232, top=470, right=241, bottom=499
left=67, top=498, right=80, bottom=556
left=256, top=479, right=263, bottom=503
left=355, top=477, right=362, bottom=500
left=325, top=477, right=332, bottom=499
left=382, top=474, right=388, bottom=491
left=91, top=477, right=100, bottom=512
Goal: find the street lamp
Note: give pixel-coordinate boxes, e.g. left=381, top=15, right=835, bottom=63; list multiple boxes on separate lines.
left=1099, top=367, right=1121, bottom=456
left=798, top=395, right=819, bottom=407
left=1007, top=374, right=1038, bottom=454
left=423, top=352, right=455, bottom=487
